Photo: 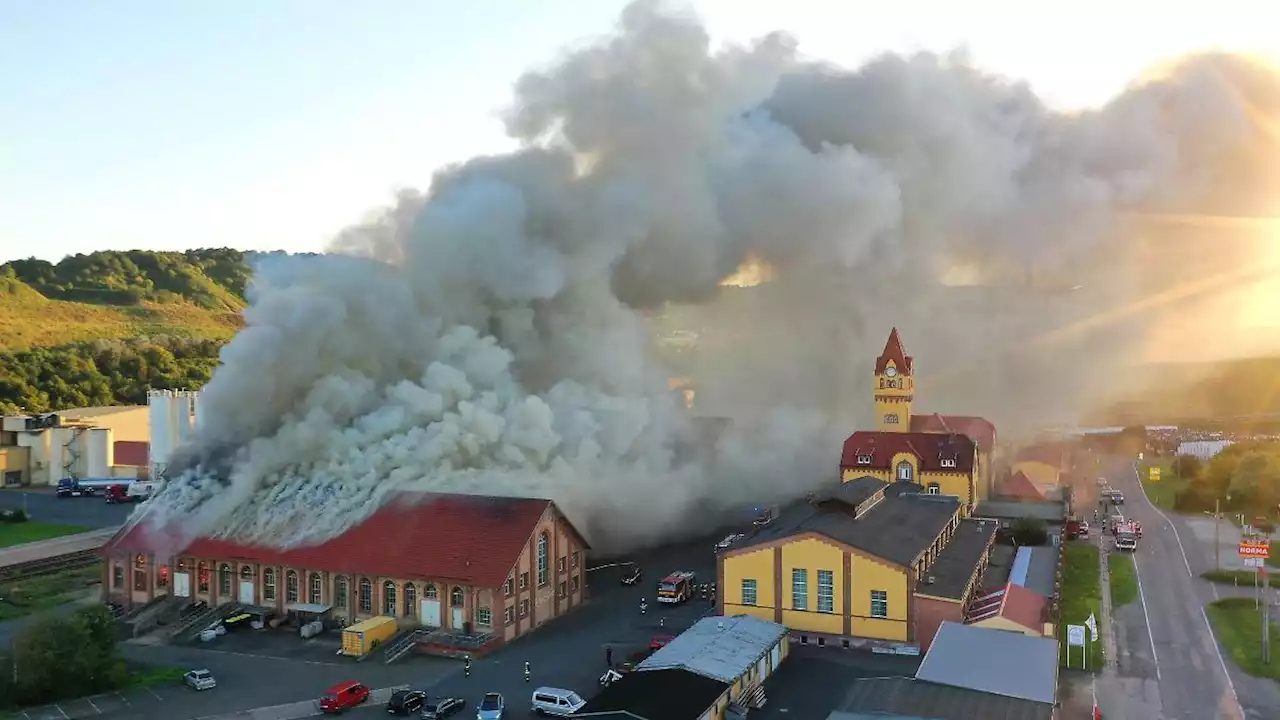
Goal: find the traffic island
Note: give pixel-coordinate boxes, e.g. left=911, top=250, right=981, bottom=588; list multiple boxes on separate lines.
left=1108, top=553, right=1138, bottom=607
left=1201, top=570, right=1280, bottom=589
left=1205, top=597, right=1280, bottom=680
left=1059, top=542, right=1104, bottom=670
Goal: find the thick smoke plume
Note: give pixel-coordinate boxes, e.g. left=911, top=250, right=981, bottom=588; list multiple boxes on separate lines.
left=136, top=0, right=1280, bottom=554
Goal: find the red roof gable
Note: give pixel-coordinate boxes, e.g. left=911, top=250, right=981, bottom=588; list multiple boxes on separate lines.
left=875, top=327, right=914, bottom=376
left=998, top=471, right=1046, bottom=501
left=102, top=493, right=576, bottom=588
left=840, top=431, right=976, bottom=473
left=113, top=441, right=149, bottom=467
left=966, top=582, right=1047, bottom=632
left=909, top=414, right=996, bottom=453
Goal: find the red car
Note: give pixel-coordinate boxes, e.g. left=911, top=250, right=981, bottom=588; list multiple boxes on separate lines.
left=318, top=681, right=370, bottom=713
left=649, top=634, right=675, bottom=650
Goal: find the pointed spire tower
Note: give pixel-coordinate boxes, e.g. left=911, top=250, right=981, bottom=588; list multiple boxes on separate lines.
left=874, top=328, right=914, bottom=432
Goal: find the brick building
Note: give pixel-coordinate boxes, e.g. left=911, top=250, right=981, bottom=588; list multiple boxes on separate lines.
left=101, top=492, right=589, bottom=646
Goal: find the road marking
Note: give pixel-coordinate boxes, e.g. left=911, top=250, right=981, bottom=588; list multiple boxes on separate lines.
left=146, top=687, right=163, bottom=701
left=1200, top=604, right=1244, bottom=719
left=1129, top=552, right=1162, bottom=681
left=1130, top=462, right=1194, bottom=579
left=85, top=696, right=101, bottom=714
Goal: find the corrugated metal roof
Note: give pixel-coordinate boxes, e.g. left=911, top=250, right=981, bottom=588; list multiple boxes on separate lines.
left=915, top=622, right=1058, bottom=705
left=636, top=615, right=787, bottom=684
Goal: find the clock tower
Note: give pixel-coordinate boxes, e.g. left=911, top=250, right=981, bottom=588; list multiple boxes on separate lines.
left=874, top=327, right=914, bottom=433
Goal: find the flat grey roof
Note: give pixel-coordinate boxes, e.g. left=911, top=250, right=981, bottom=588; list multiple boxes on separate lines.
left=839, top=677, right=1053, bottom=720
left=636, top=615, right=787, bottom=684
left=974, top=501, right=1065, bottom=523
left=922, top=518, right=997, bottom=600
left=916, top=622, right=1058, bottom=705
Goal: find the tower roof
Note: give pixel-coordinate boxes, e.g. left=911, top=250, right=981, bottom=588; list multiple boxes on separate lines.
left=875, top=327, right=914, bottom=375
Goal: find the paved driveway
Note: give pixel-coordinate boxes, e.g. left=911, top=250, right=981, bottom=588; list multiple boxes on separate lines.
left=0, top=489, right=134, bottom=529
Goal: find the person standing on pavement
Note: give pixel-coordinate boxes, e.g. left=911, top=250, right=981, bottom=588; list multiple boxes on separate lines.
left=605, top=645, right=613, bottom=668
left=525, top=661, right=531, bottom=682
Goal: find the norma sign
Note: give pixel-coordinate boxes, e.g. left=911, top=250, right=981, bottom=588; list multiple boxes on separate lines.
left=1148, top=466, right=1160, bottom=481
left=1239, top=540, right=1271, bottom=559
left=1067, top=625, right=1086, bottom=647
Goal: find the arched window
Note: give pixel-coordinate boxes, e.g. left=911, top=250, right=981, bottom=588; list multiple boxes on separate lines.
left=383, top=581, right=397, bottom=616
left=450, top=586, right=464, bottom=607
left=197, top=562, right=210, bottom=592
left=309, top=573, right=323, bottom=604
left=359, top=578, right=372, bottom=613
left=896, top=461, right=914, bottom=482
left=286, top=570, right=299, bottom=603
left=219, top=564, right=232, bottom=595
left=404, top=583, right=417, bottom=617
left=537, top=532, right=549, bottom=586
left=263, top=568, right=276, bottom=601
left=334, top=577, right=349, bottom=609
left=240, top=565, right=253, bottom=579
left=424, top=583, right=438, bottom=599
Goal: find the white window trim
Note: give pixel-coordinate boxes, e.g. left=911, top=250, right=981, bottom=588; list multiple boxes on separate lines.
left=816, top=570, right=835, bottom=613
left=856, top=455, right=872, bottom=465
left=940, top=458, right=957, bottom=468
left=870, top=590, right=888, bottom=618
left=741, top=579, right=758, bottom=606
left=792, top=569, right=808, bottom=611
left=476, top=607, right=493, bottom=626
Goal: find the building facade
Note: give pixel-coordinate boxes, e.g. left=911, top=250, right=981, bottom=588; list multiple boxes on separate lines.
left=718, top=478, right=997, bottom=652
left=101, top=493, right=589, bottom=646
left=864, top=328, right=998, bottom=503
left=1, top=408, right=152, bottom=486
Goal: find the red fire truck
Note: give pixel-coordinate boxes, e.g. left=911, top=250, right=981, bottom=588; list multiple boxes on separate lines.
left=657, top=571, right=697, bottom=604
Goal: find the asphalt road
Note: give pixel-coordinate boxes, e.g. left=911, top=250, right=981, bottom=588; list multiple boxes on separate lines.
left=1102, top=454, right=1280, bottom=719
left=0, top=487, right=135, bottom=529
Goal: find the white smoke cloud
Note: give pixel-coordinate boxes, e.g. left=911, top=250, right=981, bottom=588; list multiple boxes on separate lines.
left=134, top=0, right=1280, bottom=554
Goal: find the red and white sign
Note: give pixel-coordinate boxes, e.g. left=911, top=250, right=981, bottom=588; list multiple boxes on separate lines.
left=1239, top=540, right=1271, bottom=559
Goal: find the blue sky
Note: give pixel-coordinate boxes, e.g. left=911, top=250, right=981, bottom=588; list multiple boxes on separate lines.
left=1, top=1, right=1272, bottom=263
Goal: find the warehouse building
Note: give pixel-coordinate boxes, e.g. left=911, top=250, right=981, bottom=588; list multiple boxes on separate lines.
left=719, top=477, right=997, bottom=652
left=0, top=406, right=151, bottom=487
left=577, top=614, right=789, bottom=720
left=101, top=492, right=589, bottom=648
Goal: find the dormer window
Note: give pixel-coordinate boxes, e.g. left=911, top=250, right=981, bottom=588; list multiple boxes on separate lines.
left=940, top=458, right=957, bottom=468
left=857, top=455, right=872, bottom=465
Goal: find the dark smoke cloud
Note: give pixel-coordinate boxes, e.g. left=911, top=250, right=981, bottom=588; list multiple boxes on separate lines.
left=134, top=1, right=1280, bottom=553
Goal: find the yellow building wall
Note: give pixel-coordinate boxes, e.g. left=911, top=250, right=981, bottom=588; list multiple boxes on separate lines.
left=850, top=555, right=908, bottom=641
left=889, top=452, right=918, bottom=482
left=919, top=470, right=971, bottom=500
left=0, top=447, right=29, bottom=484
left=972, top=615, right=1046, bottom=638
left=779, top=538, right=845, bottom=635
left=974, top=453, right=989, bottom=501
left=842, top=467, right=889, bottom=483
left=80, top=408, right=149, bottom=443
left=873, top=360, right=913, bottom=433
left=1013, top=460, right=1059, bottom=487
left=722, top=547, right=777, bottom=616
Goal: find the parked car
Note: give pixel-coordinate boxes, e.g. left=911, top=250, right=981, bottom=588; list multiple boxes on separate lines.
left=621, top=565, right=642, bottom=586
left=476, top=692, right=505, bottom=720
left=649, top=634, right=675, bottom=650
left=184, top=669, right=216, bottom=691
left=319, top=681, right=370, bottom=713
left=530, top=687, right=586, bottom=716
left=421, top=696, right=465, bottom=718
left=386, top=689, right=427, bottom=715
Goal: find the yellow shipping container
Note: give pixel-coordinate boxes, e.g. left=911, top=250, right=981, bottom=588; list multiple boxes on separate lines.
left=340, top=616, right=398, bottom=657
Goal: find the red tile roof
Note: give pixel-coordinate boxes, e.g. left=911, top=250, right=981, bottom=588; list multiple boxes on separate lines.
left=875, top=327, right=914, bottom=376
left=113, top=441, right=149, bottom=467
left=102, top=493, right=578, bottom=588
left=998, top=471, right=1046, bottom=501
left=966, top=582, right=1048, bottom=633
left=909, top=414, right=997, bottom=453
left=1016, top=442, right=1068, bottom=468
left=841, top=431, right=976, bottom=473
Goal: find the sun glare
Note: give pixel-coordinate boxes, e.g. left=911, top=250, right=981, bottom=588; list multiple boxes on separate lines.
left=1238, top=215, right=1280, bottom=328
left=719, top=253, right=776, bottom=288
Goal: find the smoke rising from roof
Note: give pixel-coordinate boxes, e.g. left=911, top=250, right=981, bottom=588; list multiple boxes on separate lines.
left=136, top=1, right=1280, bottom=553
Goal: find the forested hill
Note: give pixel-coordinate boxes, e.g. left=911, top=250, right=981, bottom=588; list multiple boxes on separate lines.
left=0, top=249, right=264, bottom=412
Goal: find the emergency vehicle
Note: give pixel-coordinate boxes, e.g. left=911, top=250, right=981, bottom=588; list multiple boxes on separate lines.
left=657, top=571, right=697, bottom=603
left=1115, top=520, right=1139, bottom=552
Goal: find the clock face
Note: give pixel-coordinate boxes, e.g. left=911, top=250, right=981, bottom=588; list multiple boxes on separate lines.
left=885, top=367, right=897, bottom=377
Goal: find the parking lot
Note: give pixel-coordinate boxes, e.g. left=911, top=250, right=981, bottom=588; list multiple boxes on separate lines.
left=18, top=682, right=178, bottom=720
left=0, top=487, right=134, bottom=529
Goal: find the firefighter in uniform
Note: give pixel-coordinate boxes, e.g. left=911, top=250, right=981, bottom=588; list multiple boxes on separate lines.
left=524, top=661, right=531, bottom=683
left=464, top=655, right=471, bottom=677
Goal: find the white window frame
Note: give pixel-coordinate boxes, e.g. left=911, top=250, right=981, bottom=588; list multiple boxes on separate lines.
left=883, top=413, right=899, bottom=424
left=741, top=579, right=758, bottom=606
left=504, top=606, right=514, bottom=624
left=926, top=483, right=940, bottom=495
left=857, top=455, right=872, bottom=465
left=817, top=570, right=834, bottom=613
left=476, top=607, right=492, bottom=626
left=896, top=461, right=913, bottom=482
left=940, top=458, right=957, bottom=468
left=791, top=568, right=808, bottom=611
left=871, top=590, right=888, bottom=618
left=537, top=533, right=549, bottom=586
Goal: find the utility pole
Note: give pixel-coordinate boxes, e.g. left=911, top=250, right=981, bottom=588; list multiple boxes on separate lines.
left=1265, top=566, right=1272, bottom=665
left=1215, top=496, right=1221, bottom=573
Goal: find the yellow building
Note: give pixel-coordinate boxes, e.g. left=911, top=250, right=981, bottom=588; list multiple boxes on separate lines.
left=855, top=328, right=997, bottom=505
left=718, top=477, right=997, bottom=652
left=1011, top=442, right=1068, bottom=489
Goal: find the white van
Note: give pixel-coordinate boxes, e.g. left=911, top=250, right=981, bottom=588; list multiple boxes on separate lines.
left=531, top=687, right=586, bottom=716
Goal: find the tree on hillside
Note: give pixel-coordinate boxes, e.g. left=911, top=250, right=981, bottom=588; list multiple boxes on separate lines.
left=1229, top=452, right=1280, bottom=515
left=1172, top=453, right=1202, bottom=479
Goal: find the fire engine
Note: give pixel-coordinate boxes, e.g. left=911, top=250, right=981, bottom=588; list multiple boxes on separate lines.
left=1115, top=520, right=1139, bottom=552
left=657, top=571, right=697, bottom=604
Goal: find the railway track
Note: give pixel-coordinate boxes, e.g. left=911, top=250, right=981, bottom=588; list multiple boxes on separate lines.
left=0, top=548, right=102, bottom=584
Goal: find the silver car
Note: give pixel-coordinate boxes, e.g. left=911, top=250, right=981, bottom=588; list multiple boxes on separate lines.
left=184, top=669, right=216, bottom=691
left=476, top=692, right=504, bottom=719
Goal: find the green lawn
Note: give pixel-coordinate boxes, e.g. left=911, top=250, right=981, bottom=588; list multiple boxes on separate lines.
left=1202, top=569, right=1280, bottom=589
left=128, top=665, right=186, bottom=687
left=0, top=522, right=89, bottom=548
left=0, top=563, right=103, bottom=621
left=1059, top=542, right=1104, bottom=670
left=1109, top=553, right=1139, bottom=607
left=1138, top=459, right=1182, bottom=510
left=1205, top=597, right=1280, bottom=679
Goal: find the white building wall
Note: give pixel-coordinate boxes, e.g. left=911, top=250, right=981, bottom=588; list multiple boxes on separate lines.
left=85, top=428, right=112, bottom=478
left=175, top=392, right=195, bottom=446
left=1177, top=440, right=1234, bottom=460
left=16, top=431, right=52, bottom=486
left=148, top=390, right=177, bottom=480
